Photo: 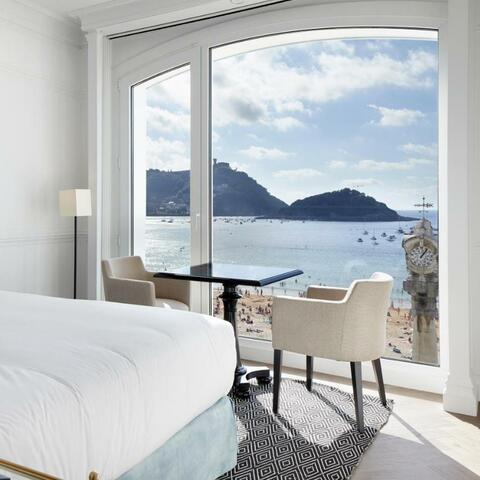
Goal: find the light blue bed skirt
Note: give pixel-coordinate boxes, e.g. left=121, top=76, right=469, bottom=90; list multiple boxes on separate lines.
left=117, top=396, right=237, bottom=480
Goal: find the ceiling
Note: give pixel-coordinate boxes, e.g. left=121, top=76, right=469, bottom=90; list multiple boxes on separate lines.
left=31, top=0, right=288, bottom=33
left=31, top=0, right=135, bottom=16
left=31, top=0, right=232, bottom=17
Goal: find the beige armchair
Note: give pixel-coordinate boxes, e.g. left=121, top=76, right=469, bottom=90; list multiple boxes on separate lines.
left=101, top=256, right=190, bottom=311
left=272, top=272, right=393, bottom=432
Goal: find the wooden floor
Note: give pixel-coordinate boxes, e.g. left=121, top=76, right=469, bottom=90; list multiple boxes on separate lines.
left=247, top=362, right=480, bottom=479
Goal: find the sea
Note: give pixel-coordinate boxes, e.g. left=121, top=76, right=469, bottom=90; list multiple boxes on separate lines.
left=144, top=210, right=438, bottom=307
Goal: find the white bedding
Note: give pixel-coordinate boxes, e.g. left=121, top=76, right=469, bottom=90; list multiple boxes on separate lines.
left=0, top=290, right=236, bottom=480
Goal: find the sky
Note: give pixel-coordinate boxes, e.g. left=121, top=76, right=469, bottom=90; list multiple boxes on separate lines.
left=145, top=36, right=438, bottom=210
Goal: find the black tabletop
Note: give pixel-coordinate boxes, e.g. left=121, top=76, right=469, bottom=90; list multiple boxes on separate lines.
left=154, top=263, right=303, bottom=287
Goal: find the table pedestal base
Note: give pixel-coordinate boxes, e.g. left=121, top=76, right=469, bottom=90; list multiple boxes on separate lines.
left=219, top=284, right=272, bottom=397
left=234, top=365, right=272, bottom=398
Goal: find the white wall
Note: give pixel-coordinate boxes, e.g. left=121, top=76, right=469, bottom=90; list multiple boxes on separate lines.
left=470, top=0, right=480, bottom=401
left=0, top=1, right=88, bottom=298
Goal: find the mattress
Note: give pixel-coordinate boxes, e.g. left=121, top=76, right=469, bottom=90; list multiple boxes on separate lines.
left=0, top=290, right=236, bottom=480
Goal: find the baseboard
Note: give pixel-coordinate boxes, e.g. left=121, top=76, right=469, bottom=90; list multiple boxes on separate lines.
left=443, top=377, right=479, bottom=416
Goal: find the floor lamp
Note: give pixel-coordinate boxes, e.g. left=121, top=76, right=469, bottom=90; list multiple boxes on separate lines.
left=59, top=189, right=92, bottom=299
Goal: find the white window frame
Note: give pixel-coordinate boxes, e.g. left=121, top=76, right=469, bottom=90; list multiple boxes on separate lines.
left=95, top=0, right=477, bottom=413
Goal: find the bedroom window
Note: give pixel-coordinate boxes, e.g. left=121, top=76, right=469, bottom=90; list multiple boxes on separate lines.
left=128, top=28, right=440, bottom=367
left=210, top=32, right=439, bottom=365
left=132, top=65, right=191, bottom=272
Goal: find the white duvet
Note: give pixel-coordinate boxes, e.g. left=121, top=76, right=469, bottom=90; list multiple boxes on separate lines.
left=0, top=290, right=236, bottom=480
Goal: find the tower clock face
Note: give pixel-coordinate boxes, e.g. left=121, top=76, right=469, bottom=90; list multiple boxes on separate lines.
left=408, top=245, right=436, bottom=269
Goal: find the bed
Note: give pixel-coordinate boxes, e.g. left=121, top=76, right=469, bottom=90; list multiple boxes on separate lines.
left=0, top=290, right=237, bottom=480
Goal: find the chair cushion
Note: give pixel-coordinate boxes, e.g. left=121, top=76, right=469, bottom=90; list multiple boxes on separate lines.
left=154, top=298, right=190, bottom=311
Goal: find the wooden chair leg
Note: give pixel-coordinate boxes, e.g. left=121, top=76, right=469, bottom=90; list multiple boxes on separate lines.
left=350, top=361, right=365, bottom=433
left=372, top=358, right=387, bottom=406
left=273, top=349, right=283, bottom=414
left=306, top=355, right=313, bottom=391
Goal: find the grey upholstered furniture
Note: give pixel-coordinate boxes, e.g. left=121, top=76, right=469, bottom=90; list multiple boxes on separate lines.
left=102, top=256, right=190, bottom=310
left=272, top=272, right=393, bottom=432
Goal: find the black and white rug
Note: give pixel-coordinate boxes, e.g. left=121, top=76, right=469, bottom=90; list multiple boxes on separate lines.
left=218, top=378, right=392, bottom=480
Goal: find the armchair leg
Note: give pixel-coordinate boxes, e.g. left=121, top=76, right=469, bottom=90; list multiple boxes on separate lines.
left=306, top=355, right=313, bottom=391
left=372, top=358, right=387, bottom=406
left=273, top=349, right=283, bottom=414
left=350, top=362, right=365, bottom=433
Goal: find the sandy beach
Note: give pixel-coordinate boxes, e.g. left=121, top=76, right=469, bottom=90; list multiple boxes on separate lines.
left=212, top=287, right=439, bottom=361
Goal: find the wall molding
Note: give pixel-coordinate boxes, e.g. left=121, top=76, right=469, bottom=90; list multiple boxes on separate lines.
left=0, top=232, right=87, bottom=247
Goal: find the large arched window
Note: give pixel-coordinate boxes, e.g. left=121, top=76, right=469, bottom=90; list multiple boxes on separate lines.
left=131, top=28, right=439, bottom=366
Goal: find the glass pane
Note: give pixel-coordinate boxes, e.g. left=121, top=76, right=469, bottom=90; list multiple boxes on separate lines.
left=132, top=65, right=191, bottom=272
left=211, top=32, right=439, bottom=365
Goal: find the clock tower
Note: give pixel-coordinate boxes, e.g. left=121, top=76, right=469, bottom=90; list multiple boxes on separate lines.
left=402, top=198, right=439, bottom=365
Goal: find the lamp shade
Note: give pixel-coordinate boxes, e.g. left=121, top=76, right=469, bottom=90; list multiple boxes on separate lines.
left=59, top=189, right=92, bottom=217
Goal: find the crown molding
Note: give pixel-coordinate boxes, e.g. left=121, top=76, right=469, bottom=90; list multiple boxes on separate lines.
left=2, top=0, right=84, bottom=47
left=70, top=0, right=286, bottom=35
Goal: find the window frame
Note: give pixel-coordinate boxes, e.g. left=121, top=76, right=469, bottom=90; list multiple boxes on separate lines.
left=111, top=4, right=449, bottom=395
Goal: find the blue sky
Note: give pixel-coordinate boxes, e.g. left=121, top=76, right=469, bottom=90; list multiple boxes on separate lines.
left=146, top=36, right=438, bottom=210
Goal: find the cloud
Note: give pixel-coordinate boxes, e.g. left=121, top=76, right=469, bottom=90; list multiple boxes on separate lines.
left=274, top=168, right=324, bottom=179
left=146, top=137, right=189, bottom=171
left=321, top=40, right=355, bottom=56
left=147, top=106, right=190, bottom=134
left=399, top=143, right=437, bottom=156
left=369, top=104, right=425, bottom=127
left=212, top=130, right=220, bottom=143
left=271, top=116, right=304, bottom=131
left=238, top=145, right=292, bottom=160
left=147, top=69, right=190, bottom=111
left=230, top=162, right=249, bottom=172
left=407, top=157, right=433, bottom=166
left=328, top=160, right=347, bottom=169
left=342, top=178, right=382, bottom=187
left=212, top=46, right=437, bottom=129
left=356, top=157, right=433, bottom=171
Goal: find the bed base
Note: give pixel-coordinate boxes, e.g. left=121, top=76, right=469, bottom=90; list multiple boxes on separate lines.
left=116, top=396, right=237, bottom=480
left=1, top=397, right=235, bottom=480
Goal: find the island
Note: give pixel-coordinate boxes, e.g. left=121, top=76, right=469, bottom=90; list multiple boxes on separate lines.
left=277, top=188, right=416, bottom=222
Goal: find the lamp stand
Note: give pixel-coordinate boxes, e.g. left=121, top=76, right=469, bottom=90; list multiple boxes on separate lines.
left=74, top=215, right=77, bottom=299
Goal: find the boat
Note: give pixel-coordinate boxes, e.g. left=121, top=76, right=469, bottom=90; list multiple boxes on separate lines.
left=373, top=241, right=379, bottom=246
left=370, top=235, right=377, bottom=241
left=381, top=232, right=387, bottom=237
left=357, top=238, right=363, bottom=243
left=397, top=227, right=405, bottom=234
left=363, top=230, right=368, bottom=235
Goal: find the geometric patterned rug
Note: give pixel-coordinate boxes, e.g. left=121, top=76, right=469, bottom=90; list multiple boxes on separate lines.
left=218, top=378, right=393, bottom=480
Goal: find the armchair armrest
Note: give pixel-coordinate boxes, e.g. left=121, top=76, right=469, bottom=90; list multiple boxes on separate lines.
left=104, top=278, right=156, bottom=306
left=149, top=274, right=190, bottom=308
left=272, top=295, right=347, bottom=360
left=306, top=286, right=349, bottom=301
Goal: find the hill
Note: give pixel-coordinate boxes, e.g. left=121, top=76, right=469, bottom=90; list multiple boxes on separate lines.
left=146, top=161, right=287, bottom=216
left=278, top=188, right=416, bottom=222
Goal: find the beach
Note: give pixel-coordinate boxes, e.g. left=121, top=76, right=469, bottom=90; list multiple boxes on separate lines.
left=212, top=286, right=439, bottom=361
